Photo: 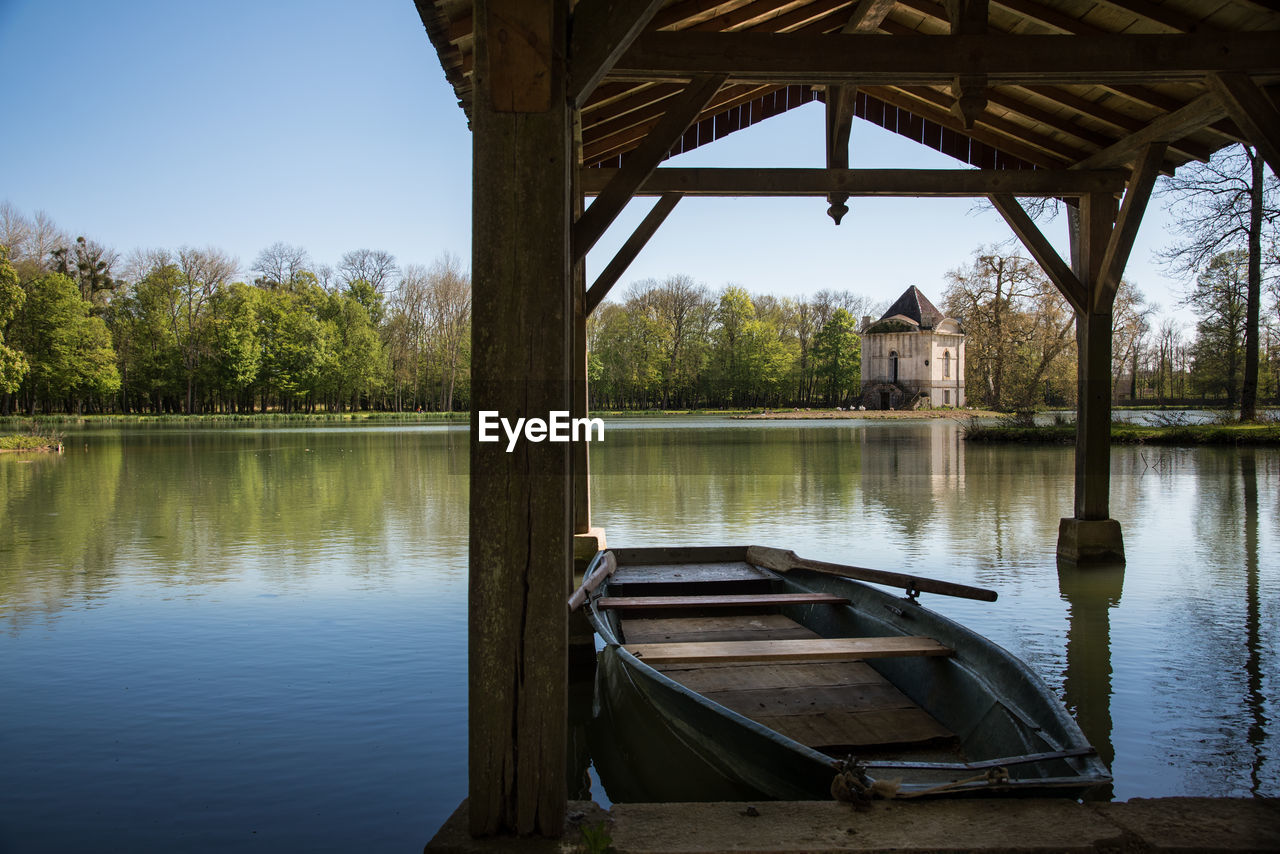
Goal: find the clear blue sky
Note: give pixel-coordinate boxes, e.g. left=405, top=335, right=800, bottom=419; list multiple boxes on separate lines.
left=0, top=0, right=1195, bottom=324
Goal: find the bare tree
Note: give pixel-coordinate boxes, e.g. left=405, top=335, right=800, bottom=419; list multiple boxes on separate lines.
left=174, top=247, right=238, bottom=413
left=0, top=201, right=32, bottom=258
left=252, top=241, right=311, bottom=289
left=1160, top=144, right=1280, bottom=420
left=650, top=274, right=710, bottom=407
left=425, top=253, right=471, bottom=411
left=339, top=248, right=399, bottom=293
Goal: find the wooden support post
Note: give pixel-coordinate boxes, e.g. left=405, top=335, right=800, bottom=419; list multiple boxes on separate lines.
left=469, top=0, right=571, bottom=836
left=572, top=155, right=591, bottom=538
left=1059, top=191, right=1123, bottom=563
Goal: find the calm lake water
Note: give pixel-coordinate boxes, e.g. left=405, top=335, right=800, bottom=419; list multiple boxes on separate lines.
left=1, top=419, right=1276, bottom=852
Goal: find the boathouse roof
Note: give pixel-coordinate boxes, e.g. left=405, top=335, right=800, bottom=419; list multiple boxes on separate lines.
left=413, top=0, right=1280, bottom=174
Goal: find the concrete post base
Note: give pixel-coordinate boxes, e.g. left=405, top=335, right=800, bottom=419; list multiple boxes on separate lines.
left=1057, top=517, right=1124, bottom=564
left=570, top=528, right=608, bottom=668
left=573, top=527, right=607, bottom=562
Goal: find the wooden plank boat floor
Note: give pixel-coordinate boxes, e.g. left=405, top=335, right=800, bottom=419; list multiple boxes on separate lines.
left=652, top=657, right=956, bottom=753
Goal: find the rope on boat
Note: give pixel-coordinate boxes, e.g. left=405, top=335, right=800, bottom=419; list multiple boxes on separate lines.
left=832, top=756, right=1012, bottom=803
left=892, top=766, right=1012, bottom=799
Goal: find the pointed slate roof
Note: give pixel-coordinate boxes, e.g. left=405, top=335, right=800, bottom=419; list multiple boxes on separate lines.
left=878, top=286, right=944, bottom=330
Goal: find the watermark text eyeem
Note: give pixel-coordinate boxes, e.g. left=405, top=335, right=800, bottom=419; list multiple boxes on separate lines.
left=477, top=410, right=604, bottom=452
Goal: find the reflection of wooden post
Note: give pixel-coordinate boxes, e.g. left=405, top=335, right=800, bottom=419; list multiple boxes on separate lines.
left=1058, top=560, right=1122, bottom=801
left=469, top=0, right=570, bottom=836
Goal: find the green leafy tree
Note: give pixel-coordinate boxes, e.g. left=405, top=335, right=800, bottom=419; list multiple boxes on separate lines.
left=11, top=271, right=119, bottom=412
left=0, top=248, right=30, bottom=396
left=813, top=308, right=861, bottom=406
left=204, top=282, right=262, bottom=411
left=256, top=284, right=334, bottom=411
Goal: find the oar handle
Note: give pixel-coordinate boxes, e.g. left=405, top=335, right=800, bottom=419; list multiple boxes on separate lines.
left=746, top=545, right=998, bottom=602
left=568, top=550, right=618, bottom=611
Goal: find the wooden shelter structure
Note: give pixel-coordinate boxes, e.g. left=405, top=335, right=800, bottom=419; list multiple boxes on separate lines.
left=413, top=0, right=1280, bottom=838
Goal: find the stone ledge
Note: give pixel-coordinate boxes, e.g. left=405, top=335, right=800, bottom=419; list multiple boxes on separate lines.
left=426, top=797, right=1280, bottom=853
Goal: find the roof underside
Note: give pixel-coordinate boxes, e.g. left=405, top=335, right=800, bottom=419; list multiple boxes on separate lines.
left=416, top=0, right=1280, bottom=173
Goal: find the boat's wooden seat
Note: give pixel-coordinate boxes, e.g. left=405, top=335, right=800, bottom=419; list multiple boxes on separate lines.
left=598, top=592, right=849, bottom=611
left=625, top=636, right=953, bottom=665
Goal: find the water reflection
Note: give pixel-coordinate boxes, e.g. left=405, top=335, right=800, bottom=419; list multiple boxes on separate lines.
left=1058, top=560, right=1123, bottom=801
left=0, top=420, right=1276, bottom=852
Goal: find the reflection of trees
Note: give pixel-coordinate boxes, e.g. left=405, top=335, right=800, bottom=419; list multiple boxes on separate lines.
left=0, top=428, right=470, bottom=631
left=1057, top=561, right=1123, bottom=802
left=1, top=445, right=126, bottom=632
left=593, top=424, right=865, bottom=541
left=1134, top=446, right=1278, bottom=797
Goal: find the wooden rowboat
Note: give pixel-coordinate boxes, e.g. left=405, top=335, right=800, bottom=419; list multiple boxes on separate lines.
left=573, top=545, right=1110, bottom=803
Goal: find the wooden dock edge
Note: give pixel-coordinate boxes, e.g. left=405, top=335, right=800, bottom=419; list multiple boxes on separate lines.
left=426, top=797, right=1280, bottom=853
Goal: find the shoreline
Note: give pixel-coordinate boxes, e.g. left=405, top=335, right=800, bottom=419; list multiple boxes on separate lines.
left=735, top=408, right=1000, bottom=420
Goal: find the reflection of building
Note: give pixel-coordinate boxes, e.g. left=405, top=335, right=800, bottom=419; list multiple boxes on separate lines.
left=860, top=286, right=965, bottom=410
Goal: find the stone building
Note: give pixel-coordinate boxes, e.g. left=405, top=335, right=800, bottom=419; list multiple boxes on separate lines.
left=860, top=286, right=965, bottom=410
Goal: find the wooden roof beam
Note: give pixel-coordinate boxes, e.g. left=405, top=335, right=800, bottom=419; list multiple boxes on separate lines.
left=585, top=193, right=682, bottom=313
left=573, top=74, right=725, bottom=261
left=579, top=166, right=1129, bottom=197
left=1073, top=93, right=1226, bottom=169
left=611, top=32, right=1280, bottom=85
left=861, top=84, right=1067, bottom=168
left=1207, top=73, right=1280, bottom=178
left=894, top=84, right=1089, bottom=162
left=570, top=0, right=667, bottom=107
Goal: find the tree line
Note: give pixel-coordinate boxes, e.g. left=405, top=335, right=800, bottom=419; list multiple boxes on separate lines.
left=2, top=141, right=1277, bottom=418
left=1, top=203, right=470, bottom=415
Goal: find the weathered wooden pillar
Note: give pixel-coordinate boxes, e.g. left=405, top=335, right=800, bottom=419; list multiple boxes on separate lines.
left=1059, top=192, right=1124, bottom=563
left=469, top=0, right=571, bottom=836
left=572, top=175, right=592, bottom=537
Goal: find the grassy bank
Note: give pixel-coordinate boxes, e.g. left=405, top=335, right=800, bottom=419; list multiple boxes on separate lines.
left=964, top=421, right=1280, bottom=446
left=0, top=411, right=470, bottom=428
left=0, top=435, right=63, bottom=452
left=737, top=408, right=1000, bottom=421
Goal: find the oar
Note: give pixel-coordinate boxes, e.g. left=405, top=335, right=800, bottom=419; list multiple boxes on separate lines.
left=745, top=545, right=997, bottom=602
left=567, top=550, right=618, bottom=611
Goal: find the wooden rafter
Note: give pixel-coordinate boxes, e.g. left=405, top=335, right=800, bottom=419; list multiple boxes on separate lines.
left=1091, top=0, right=1201, bottom=34
left=1073, top=93, right=1225, bottom=169
left=586, top=193, right=682, bottom=313
left=573, top=74, right=725, bottom=261
left=1206, top=73, right=1280, bottom=178
left=579, top=166, right=1129, bottom=197
left=570, top=0, right=668, bottom=106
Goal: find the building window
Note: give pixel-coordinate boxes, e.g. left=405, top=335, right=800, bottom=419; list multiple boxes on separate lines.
left=889, top=351, right=898, bottom=383
left=943, top=350, right=951, bottom=378
left=944, top=390, right=951, bottom=405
